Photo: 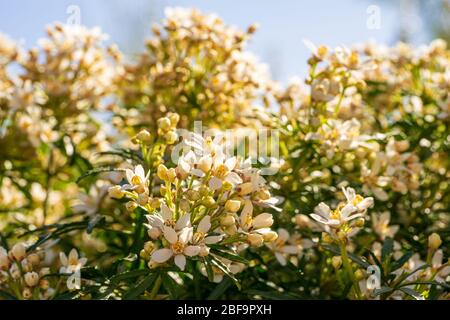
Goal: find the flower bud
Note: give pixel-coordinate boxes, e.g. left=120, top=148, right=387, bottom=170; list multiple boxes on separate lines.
left=27, top=253, right=40, bottom=266
left=202, top=196, right=216, bottom=208
left=39, top=279, right=49, bottom=290
left=247, top=233, right=264, bottom=247
left=237, top=182, right=253, bottom=196
left=168, top=113, right=180, bottom=126
left=331, top=256, right=342, bottom=269
left=10, top=243, right=26, bottom=261
left=224, top=200, right=241, bottom=213
left=125, top=201, right=138, bottom=212
left=138, top=193, right=149, bottom=206
left=263, top=231, right=278, bottom=242
left=428, top=233, right=442, bottom=250
left=252, top=213, right=274, bottom=229
left=136, top=130, right=152, bottom=143
left=354, top=269, right=365, bottom=281
left=198, top=246, right=210, bottom=257
left=157, top=117, right=171, bottom=131
left=22, top=288, right=32, bottom=300
left=256, top=189, right=271, bottom=201
left=157, top=164, right=168, bottom=181
left=149, top=198, right=162, bottom=209
left=148, top=260, right=160, bottom=269
left=164, top=131, right=178, bottom=144
left=39, top=267, right=50, bottom=277
left=166, top=168, right=177, bottom=183
left=108, top=186, right=124, bottom=199
left=220, top=214, right=236, bottom=227
left=354, top=218, right=365, bottom=228
left=140, top=249, right=150, bottom=260
left=24, top=272, right=40, bottom=287
left=0, top=254, right=10, bottom=270
left=143, top=241, right=156, bottom=254
left=186, top=190, right=200, bottom=201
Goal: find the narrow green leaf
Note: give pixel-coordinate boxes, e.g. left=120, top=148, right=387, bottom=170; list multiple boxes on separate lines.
left=123, top=273, right=157, bottom=300
left=399, top=287, right=425, bottom=300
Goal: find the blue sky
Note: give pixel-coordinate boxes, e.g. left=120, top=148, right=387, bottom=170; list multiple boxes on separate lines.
left=0, top=0, right=426, bottom=82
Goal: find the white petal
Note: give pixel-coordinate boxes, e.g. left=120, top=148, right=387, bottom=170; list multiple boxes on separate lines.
left=174, top=254, right=186, bottom=271
left=163, top=226, right=178, bottom=244
left=225, top=172, right=242, bottom=185
left=135, top=165, right=145, bottom=180
left=160, top=203, right=173, bottom=221
left=340, top=204, right=357, bottom=218
left=204, top=235, right=224, bottom=244
left=183, top=245, right=200, bottom=257
left=197, top=216, right=211, bottom=233
left=277, top=228, right=290, bottom=242
left=314, top=203, right=331, bottom=218
left=59, top=252, right=68, bottom=266
left=151, top=249, right=173, bottom=263
left=125, top=169, right=134, bottom=184
left=178, top=227, right=193, bottom=244
left=175, top=213, right=191, bottom=230
left=310, top=213, right=329, bottom=225
left=275, top=252, right=287, bottom=266
left=208, top=177, right=222, bottom=191
left=240, top=200, right=253, bottom=227
left=146, top=215, right=164, bottom=228
left=252, top=213, right=274, bottom=229
left=282, top=245, right=299, bottom=255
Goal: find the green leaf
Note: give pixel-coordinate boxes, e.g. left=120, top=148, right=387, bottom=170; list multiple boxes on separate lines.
left=109, top=269, right=149, bottom=284
left=399, top=287, right=425, bottom=300
left=381, top=237, right=394, bottom=262
left=123, top=273, right=157, bottom=300
left=77, top=167, right=126, bottom=183
left=209, top=257, right=241, bottom=290
left=202, top=257, right=215, bottom=283
left=391, top=251, right=414, bottom=272
left=207, top=278, right=232, bottom=300
left=162, top=273, right=180, bottom=299
left=210, top=247, right=248, bottom=264
left=373, top=287, right=394, bottom=296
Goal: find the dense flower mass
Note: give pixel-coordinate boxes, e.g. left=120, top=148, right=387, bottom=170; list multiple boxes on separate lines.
left=0, top=8, right=448, bottom=300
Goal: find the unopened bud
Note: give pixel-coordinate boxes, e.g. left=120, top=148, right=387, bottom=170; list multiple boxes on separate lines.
left=126, top=201, right=138, bottom=212
left=24, top=272, right=40, bottom=287
left=428, top=233, right=442, bottom=250
left=136, top=129, right=152, bottom=143
left=224, top=200, right=241, bottom=213
left=331, top=256, right=342, bottom=269
left=108, top=185, right=124, bottom=199
left=247, top=233, right=264, bottom=247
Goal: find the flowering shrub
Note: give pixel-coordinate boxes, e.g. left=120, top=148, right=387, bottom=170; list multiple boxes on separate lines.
left=0, top=8, right=448, bottom=300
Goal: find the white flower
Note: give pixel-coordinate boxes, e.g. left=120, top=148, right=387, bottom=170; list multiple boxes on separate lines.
left=59, top=249, right=87, bottom=274
left=372, top=212, right=399, bottom=240
left=266, top=228, right=300, bottom=266
left=150, top=226, right=200, bottom=271
left=72, top=184, right=108, bottom=215
left=310, top=202, right=360, bottom=228
left=123, top=165, right=150, bottom=192
left=146, top=203, right=191, bottom=233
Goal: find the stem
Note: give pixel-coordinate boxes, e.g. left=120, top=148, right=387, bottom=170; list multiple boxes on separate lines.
left=149, top=275, right=162, bottom=300
left=339, top=241, right=362, bottom=299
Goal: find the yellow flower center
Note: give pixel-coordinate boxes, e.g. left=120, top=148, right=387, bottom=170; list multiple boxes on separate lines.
left=172, top=242, right=185, bottom=254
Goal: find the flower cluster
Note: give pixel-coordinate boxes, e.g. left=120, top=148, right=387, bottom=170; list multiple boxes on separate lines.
left=0, top=8, right=448, bottom=300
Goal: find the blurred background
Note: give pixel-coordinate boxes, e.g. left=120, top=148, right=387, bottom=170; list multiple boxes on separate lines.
left=1, top=0, right=449, bottom=82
